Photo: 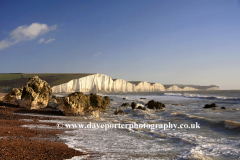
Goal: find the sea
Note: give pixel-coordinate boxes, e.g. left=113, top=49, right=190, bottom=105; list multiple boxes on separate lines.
left=23, top=90, right=240, bottom=159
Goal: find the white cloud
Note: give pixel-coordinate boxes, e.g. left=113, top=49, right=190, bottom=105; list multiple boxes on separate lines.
left=0, top=23, right=57, bottom=51
left=45, top=38, right=55, bottom=43
left=38, top=38, right=45, bottom=43
left=0, top=40, right=13, bottom=50
left=10, top=23, right=56, bottom=41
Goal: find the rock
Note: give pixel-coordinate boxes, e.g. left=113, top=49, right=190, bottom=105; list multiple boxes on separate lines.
left=51, top=95, right=57, bottom=99
left=121, top=103, right=130, bottom=107
left=47, top=98, right=58, bottom=109
left=140, top=98, right=146, bottom=99
left=131, top=102, right=137, bottom=110
left=172, top=104, right=184, bottom=106
left=221, top=107, right=226, bottom=109
left=203, top=103, right=218, bottom=109
left=114, top=109, right=126, bottom=115
left=146, top=100, right=166, bottom=109
left=90, top=93, right=110, bottom=111
left=57, top=92, right=110, bottom=116
left=123, top=98, right=126, bottom=100
left=84, top=110, right=100, bottom=118
left=33, top=119, right=39, bottom=122
left=20, top=76, right=52, bottom=110
left=0, top=106, right=6, bottom=109
left=0, top=96, right=4, bottom=101
left=2, top=87, right=23, bottom=105
left=137, top=106, right=146, bottom=110
left=110, top=99, right=114, bottom=101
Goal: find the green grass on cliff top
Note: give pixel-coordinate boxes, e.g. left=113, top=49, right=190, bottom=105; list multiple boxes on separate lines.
left=0, top=74, right=23, bottom=80
left=0, top=73, right=93, bottom=88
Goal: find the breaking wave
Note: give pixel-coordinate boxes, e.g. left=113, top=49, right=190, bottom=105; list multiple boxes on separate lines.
left=224, top=120, right=240, bottom=129
left=164, top=93, right=240, bottom=101
left=171, top=112, right=240, bottom=131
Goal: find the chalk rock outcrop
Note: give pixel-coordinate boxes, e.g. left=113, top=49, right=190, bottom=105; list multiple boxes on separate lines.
left=57, top=92, right=110, bottom=116
left=136, top=106, right=146, bottom=110
left=52, top=74, right=165, bottom=93
left=121, top=103, right=130, bottom=107
left=84, top=110, right=100, bottom=118
left=131, top=102, right=137, bottom=110
left=47, top=96, right=58, bottom=109
left=203, top=103, right=218, bottom=109
left=3, top=87, right=23, bottom=105
left=20, top=76, right=52, bottom=109
left=114, top=109, right=126, bottom=115
left=146, top=100, right=166, bottom=109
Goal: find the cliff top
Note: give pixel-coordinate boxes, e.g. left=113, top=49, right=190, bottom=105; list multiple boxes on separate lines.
left=0, top=73, right=94, bottom=92
left=163, top=84, right=219, bottom=90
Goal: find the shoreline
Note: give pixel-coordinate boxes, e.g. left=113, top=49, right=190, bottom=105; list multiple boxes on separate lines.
left=0, top=100, right=91, bottom=159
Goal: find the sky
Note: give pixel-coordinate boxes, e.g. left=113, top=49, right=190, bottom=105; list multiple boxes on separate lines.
left=0, top=0, right=240, bottom=90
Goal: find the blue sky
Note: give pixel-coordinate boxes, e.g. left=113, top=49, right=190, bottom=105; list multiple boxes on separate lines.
left=0, top=0, right=240, bottom=90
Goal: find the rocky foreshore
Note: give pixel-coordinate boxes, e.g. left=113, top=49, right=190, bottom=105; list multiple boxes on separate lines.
left=1, top=76, right=111, bottom=116
left=0, top=76, right=108, bottom=159
left=0, top=100, right=89, bottom=159
left=0, top=75, right=170, bottom=159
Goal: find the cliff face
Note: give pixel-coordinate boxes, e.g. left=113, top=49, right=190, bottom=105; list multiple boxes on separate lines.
left=166, top=85, right=199, bottom=91
left=206, top=87, right=220, bottom=90
left=52, top=74, right=165, bottom=93
left=51, top=74, right=219, bottom=93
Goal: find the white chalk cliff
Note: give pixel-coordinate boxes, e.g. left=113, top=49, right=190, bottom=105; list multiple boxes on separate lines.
left=52, top=74, right=165, bottom=93
left=206, top=86, right=220, bottom=90
left=166, top=85, right=198, bottom=91
left=51, top=73, right=219, bottom=93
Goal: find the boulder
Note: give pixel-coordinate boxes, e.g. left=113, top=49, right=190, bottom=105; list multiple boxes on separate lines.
left=52, top=95, right=57, bottom=99
left=146, top=100, right=165, bottom=109
left=121, top=103, right=130, bottom=107
left=172, top=104, right=184, bottom=106
left=84, top=110, right=100, bottom=118
left=137, top=106, right=146, bottom=110
left=20, top=76, right=52, bottom=109
left=203, top=103, right=218, bottom=109
left=131, top=102, right=137, bottom=110
left=221, top=107, right=226, bottom=109
left=33, top=119, right=40, bottom=122
left=114, top=109, right=126, bottom=115
left=89, top=93, right=110, bottom=111
left=57, top=92, right=110, bottom=116
left=3, top=87, right=23, bottom=105
left=0, top=106, right=6, bottom=109
left=47, top=95, right=63, bottom=109
left=47, top=97, right=58, bottom=109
